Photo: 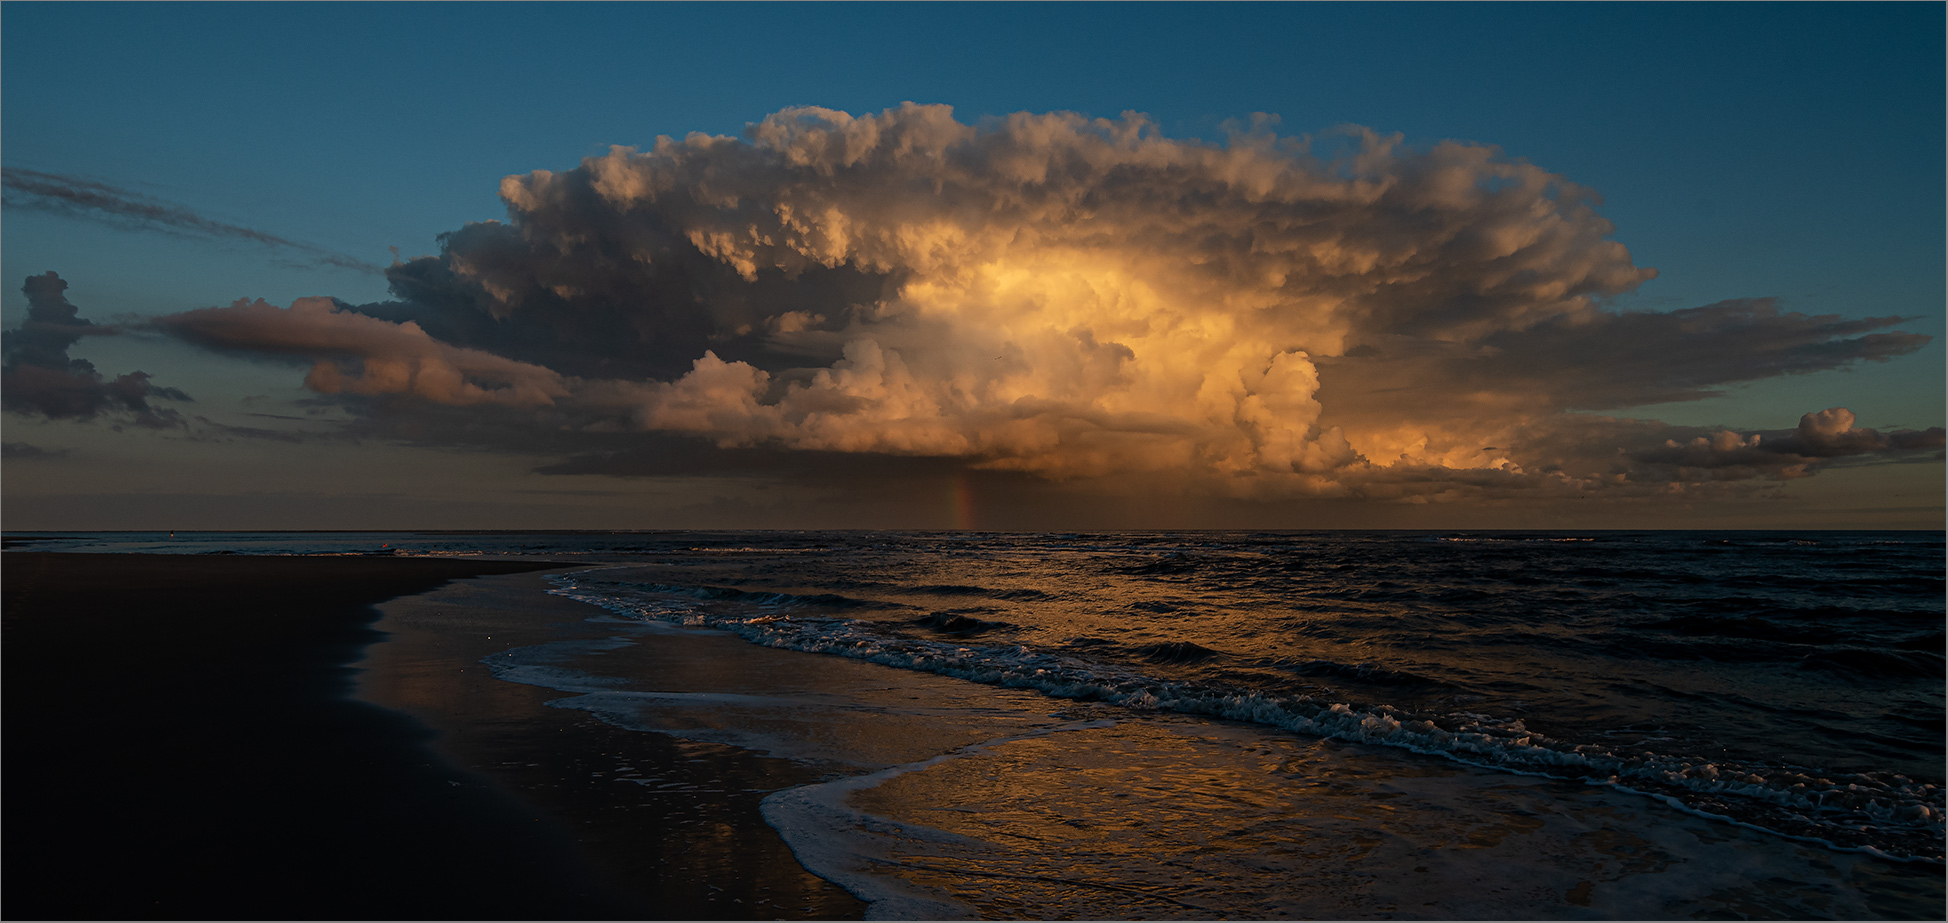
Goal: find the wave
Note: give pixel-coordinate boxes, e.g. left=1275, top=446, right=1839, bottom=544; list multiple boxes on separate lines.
left=601, top=580, right=898, bottom=611
left=913, top=584, right=997, bottom=596
left=1636, top=614, right=1838, bottom=645
left=1272, top=658, right=1458, bottom=691
left=910, top=612, right=1016, bottom=637
left=1798, top=649, right=1947, bottom=680
left=1433, top=535, right=1599, bottom=543
left=548, top=571, right=1946, bottom=863
left=1894, top=631, right=1947, bottom=651
left=1132, top=641, right=1225, bottom=664
left=912, top=584, right=1055, bottom=601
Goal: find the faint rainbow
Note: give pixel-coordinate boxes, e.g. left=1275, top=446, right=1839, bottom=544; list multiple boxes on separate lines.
left=951, top=472, right=977, bottom=530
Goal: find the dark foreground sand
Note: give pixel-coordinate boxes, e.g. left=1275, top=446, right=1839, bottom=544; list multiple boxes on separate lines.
left=1, top=552, right=858, bottom=920
left=358, top=570, right=869, bottom=921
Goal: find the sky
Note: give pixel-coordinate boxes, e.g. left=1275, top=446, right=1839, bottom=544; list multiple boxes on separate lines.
left=2, top=1, right=1942, bottom=531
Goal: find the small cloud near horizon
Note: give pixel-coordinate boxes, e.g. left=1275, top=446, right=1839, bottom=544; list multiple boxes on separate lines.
left=1, top=441, right=71, bottom=459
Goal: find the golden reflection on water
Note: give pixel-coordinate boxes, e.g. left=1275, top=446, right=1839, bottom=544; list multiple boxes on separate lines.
left=844, top=718, right=1917, bottom=920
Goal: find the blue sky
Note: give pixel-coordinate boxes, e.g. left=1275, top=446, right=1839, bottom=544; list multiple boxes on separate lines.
left=3, top=2, right=1941, bottom=529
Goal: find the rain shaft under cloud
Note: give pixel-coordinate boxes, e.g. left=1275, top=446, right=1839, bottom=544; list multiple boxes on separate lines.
left=143, top=104, right=1940, bottom=500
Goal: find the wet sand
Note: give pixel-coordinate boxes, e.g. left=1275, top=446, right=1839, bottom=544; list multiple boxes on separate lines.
left=0, top=552, right=674, bottom=919
left=358, top=567, right=868, bottom=919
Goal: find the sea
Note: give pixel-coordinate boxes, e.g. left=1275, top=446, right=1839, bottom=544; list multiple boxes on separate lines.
left=13, top=529, right=1945, bottom=918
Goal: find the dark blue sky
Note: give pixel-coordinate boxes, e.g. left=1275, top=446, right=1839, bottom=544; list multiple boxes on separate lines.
left=2, top=2, right=1941, bottom=528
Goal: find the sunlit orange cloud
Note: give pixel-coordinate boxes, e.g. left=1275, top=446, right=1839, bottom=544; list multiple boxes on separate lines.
left=159, top=296, right=568, bottom=407
left=150, top=104, right=1938, bottom=500
left=507, top=105, right=1649, bottom=486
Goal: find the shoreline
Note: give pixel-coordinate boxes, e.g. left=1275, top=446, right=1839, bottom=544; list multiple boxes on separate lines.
left=0, top=552, right=668, bottom=919
left=357, top=567, right=870, bottom=919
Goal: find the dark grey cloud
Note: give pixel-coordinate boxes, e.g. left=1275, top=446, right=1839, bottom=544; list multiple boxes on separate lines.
left=1327, top=410, right=1944, bottom=504
left=1479, top=299, right=1929, bottom=410
left=1, top=441, right=69, bottom=459
left=533, top=437, right=976, bottom=481
left=2, top=167, right=382, bottom=274
left=371, top=225, right=889, bottom=381
left=1316, top=298, right=1931, bottom=424
left=3, top=272, right=190, bottom=427
left=187, top=416, right=313, bottom=444
left=1628, top=408, right=1946, bottom=476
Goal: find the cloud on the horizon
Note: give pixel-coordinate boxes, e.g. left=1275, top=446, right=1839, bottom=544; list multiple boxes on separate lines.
left=2, top=271, right=190, bottom=428
left=136, top=104, right=1938, bottom=500
left=1, top=441, right=70, bottom=459
left=1631, top=408, right=1945, bottom=475
left=2, top=168, right=382, bottom=273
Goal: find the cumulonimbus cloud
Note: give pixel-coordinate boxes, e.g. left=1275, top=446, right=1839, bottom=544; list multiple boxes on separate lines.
left=3, top=168, right=382, bottom=273
left=144, top=104, right=1940, bottom=497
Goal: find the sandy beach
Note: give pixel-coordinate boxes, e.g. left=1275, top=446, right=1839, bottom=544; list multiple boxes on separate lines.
left=0, top=552, right=658, bottom=919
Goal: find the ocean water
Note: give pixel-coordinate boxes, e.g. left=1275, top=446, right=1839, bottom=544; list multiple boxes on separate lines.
left=18, top=529, right=1945, bottom=916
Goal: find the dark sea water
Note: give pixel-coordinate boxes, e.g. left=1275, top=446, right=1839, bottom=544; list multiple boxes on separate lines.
left=17, top=529, right=1945, bottom=917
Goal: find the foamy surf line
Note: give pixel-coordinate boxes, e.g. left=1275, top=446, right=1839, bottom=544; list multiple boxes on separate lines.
left=545, top=568, right=1946, bottom=864
left=758, top=718, right=1123, bottom=920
